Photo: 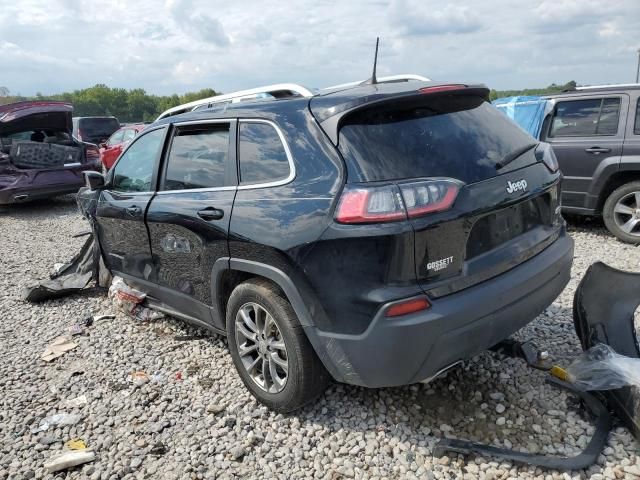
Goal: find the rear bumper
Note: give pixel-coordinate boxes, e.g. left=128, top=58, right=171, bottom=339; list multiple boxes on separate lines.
left=0, top=166, right=97, bottom=205
left=304, top=231, right=574, bottom=387
left=0, top=182, right=84, bottom=204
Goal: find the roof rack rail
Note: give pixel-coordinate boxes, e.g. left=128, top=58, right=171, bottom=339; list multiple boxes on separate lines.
left=156, top=83, right=315, bottom=121
left=574, top=83, right=640, bottom=91
left=322, top=74, right=431, bottom=91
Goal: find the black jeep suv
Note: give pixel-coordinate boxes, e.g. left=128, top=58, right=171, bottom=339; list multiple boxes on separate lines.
left=78, top=80, right=573, bottom=412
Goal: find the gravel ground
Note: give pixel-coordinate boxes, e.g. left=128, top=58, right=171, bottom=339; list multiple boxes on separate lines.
left=1, top=196, right=639, bottom=480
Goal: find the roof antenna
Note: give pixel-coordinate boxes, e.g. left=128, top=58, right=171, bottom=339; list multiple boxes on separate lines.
left=361, top=37, right=380, bottom=85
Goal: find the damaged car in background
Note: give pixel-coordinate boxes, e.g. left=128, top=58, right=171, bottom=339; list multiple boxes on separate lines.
left=0, top=101, right=102, bottom=205
left=49, top=78, right=573, bottom=413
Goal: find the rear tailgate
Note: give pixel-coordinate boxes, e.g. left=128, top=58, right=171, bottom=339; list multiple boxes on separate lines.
left=411, top=161, right=561, bottom=297
left=328, top=86, right=563, bottom=298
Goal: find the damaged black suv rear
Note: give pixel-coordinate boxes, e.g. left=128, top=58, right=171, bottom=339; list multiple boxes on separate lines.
left=77, top=80, right=573, bottom=412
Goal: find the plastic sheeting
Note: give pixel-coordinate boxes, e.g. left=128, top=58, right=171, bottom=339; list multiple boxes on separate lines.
left=565, top=344, right=640, bottom=391
left=493, top=96, right=551, bottom=139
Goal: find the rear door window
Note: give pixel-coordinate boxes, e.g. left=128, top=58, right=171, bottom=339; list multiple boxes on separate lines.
left=162, top=124, right=231, bottom=191
left=550, top=97, right=621, bottom=137
left=238, top=122, right=291, bottom=185
left=112, top=128, right=165, bottom=192
left=338, top=96, right=535, bottom=184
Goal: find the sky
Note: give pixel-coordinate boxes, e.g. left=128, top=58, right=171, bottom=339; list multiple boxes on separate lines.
left=1, top=0, right=639, bottom=96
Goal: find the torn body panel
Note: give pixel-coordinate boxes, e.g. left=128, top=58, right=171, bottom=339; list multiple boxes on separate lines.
left=573, top=261, right=640, bottom=440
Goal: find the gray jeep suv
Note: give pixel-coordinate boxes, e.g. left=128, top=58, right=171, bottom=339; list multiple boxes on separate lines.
left=541, top=85, right=640, bottom=242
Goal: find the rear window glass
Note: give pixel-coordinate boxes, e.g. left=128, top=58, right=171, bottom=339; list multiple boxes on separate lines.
left=550, top=98, right=620, bottom=137
left=79, top=118, right=120, bottom=137
left=163, top=125, right=230, bottom=191
left=239, top=122, right=290, bottom=185
left=338, top=97, right=535, bottom=184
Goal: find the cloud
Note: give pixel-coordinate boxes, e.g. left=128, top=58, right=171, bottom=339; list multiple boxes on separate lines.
left=165, top=0, right=230, bottom=46
left=391, top=1, right=482, bottom=35
left=0, top=0, right=639, bottom=97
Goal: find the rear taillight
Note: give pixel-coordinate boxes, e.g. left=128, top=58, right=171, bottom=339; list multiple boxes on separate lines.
left=335, top=185, right=406, bottom=224
left=335, top=179, right=461, bottom=224
left=399, top=179, right=461, bottom=217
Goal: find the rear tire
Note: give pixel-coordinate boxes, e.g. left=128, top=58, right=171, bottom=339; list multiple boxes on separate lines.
left=226, top=278, right=330, bottom=412
left=603, top=181, right=640, bottom=244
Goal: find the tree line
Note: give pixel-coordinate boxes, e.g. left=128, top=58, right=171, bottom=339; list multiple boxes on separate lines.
left=0, top=84, right=219, bottom=123
left=0, top=81, right=578, bottom=122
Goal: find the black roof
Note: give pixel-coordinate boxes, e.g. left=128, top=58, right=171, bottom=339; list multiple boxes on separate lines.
left=152, top=80, right=490, bottom=145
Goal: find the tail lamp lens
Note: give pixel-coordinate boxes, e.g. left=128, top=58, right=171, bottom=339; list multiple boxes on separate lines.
left=400, top=180, right=460, bottom=217
left=335, top=185, right=406, bottom=224
left=385, top=297, right=431, bottom=317
left=336, top=179, right=461, bottom=224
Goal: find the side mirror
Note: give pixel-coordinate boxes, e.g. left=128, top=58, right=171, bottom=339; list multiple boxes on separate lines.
left=84, top=171, right=106, bottom=191
left=99, top=142, right=107, bottom=149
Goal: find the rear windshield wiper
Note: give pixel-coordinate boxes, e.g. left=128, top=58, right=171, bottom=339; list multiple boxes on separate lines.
left=495, top=142, right=538, bottom=170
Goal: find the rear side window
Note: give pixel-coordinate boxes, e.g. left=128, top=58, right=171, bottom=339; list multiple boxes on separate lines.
left=239, top=122, right=290, bottom=185
left=635, top=98, right=640, bottom=135
left=550, top=98, right=621, bottom=137
left=163, top=124, right=230, bottom=191
left=338, top=96, right=535, bottom=184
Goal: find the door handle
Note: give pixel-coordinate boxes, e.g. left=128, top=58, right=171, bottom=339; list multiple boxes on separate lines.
left=585, top=147, right=611, bottom=154
left=126, top=205, right=142, bottom=216
left=197, top=207, right=224, bottom=221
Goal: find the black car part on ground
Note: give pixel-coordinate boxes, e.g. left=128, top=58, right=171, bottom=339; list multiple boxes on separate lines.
left=434, top=338, right=612, bottom=470
left=434, top=377, right=611, bottom=470
left=21, top=233, right=102, bottom=302
left=573, top=262, right=640, bottom=440
left=22, top=196, right=109, bottom=302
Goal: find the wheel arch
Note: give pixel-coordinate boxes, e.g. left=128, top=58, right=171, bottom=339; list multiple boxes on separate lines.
left=211, top=258, right=316, bottom=329
left=596, top=169, right=640, bottom=213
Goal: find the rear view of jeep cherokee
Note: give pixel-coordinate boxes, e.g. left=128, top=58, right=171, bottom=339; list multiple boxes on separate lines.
left=78, top=80, right=573, bottom=412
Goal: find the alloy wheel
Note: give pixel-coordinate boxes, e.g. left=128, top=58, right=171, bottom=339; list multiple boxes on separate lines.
left=234, top=302, right=289, bottom=393
left=613, top=191, right=640, bottom=237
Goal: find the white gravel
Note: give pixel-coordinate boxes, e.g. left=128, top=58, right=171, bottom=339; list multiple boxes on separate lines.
left=1, top=196, right=639, bottom=479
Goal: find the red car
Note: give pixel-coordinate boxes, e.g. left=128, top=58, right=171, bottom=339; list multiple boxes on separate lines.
left=99, top=124, right=146, bottom=170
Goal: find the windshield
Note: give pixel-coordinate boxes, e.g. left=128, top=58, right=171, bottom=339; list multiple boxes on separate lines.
left=338, top=96, right=536, bottom=184
left=79, top=118, right=120, bottom=137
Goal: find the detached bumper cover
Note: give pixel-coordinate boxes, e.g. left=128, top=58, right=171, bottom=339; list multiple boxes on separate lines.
left=305, top=232, right=574, bottom=387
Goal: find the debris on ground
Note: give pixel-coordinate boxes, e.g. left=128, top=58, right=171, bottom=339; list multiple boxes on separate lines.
left=32, top=413, right=82, bottom=433
left=67, top=322, right=85, bottom=336
left=65, top=438, right=87, bottom=450
left=130, top=371, right=150, bottom=386
left=41, top=336, right=77, bottom=362
left=562, top=343, right=640, bottom=390
left=109, top=276, right=164, bottom=321
left=22, top=234, right=103, bottom=302
left=44, top=449, right=95, bottom=473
